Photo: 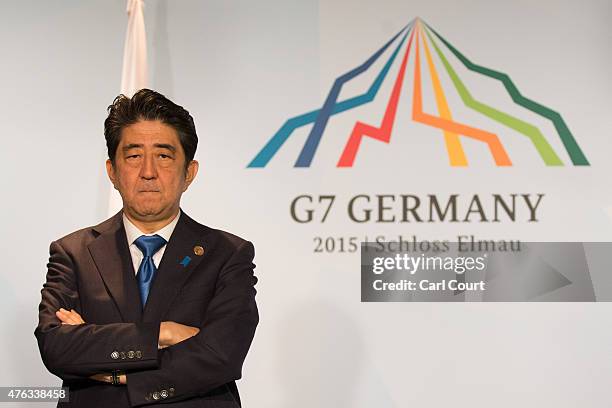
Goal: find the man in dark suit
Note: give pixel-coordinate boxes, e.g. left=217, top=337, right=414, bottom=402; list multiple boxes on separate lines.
left=35, top=89, right=258, bottom=407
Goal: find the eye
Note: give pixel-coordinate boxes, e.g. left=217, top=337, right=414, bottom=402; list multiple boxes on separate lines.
left=127, top=154, right=141, bottom=159
left=159, top=154, right=172, bottom=159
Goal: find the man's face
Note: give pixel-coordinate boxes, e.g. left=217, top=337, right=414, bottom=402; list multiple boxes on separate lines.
left=106, top=120, right=198, bottom=223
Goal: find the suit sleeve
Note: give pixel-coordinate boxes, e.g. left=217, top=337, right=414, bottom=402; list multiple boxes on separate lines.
left=125, top=240, right=259, bottom=406
left=34, top=240, right=161, bottom=380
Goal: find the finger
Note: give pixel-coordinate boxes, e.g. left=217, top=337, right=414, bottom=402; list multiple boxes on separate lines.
left=67, top=317, right=80, bottom=325
left=62, top=308, right=80, bottom=320
left=59, top=308, right=79, bottom=317
left=56, top=310, right=80, bottom=325
left=66, top=310, right=83, bottom=324
left=60, top=318, right=78, bottom=325
left=70, top=309, right=85, bottom=324
left=56, top=310, right=71, bottom=323
left=60, top=310, right=79, bottom=325
left=89, top=374, right=109, bottom=383
left=67, top=314, right=82, bottom=325
left=59, top=308, right=85, bottom=324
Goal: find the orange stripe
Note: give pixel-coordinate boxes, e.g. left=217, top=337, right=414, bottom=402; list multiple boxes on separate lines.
left=413, top=22, right=511, bottom=166
left=418, top=23, right=466, bottom=166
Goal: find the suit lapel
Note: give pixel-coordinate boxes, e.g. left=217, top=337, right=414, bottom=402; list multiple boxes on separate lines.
left=87, top=211, right=143, bottom=323
left=141, top=211, right=208, bottom=323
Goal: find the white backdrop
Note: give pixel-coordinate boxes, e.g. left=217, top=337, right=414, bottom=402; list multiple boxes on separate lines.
left=1, top=1, right=611, bottom=407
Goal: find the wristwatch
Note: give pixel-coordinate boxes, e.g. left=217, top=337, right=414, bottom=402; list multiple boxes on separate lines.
left=111, top=370, right=124, bottom=385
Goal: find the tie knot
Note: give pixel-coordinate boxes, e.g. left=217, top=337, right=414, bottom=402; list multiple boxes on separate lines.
left=134, top=234, right=167, bottom=257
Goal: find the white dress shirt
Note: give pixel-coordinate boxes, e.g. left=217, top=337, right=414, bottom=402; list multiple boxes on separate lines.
left=123, top=210, right=181, bottom=275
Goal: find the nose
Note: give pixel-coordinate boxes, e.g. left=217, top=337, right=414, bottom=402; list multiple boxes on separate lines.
left=139, top=153, right=158, bottom=180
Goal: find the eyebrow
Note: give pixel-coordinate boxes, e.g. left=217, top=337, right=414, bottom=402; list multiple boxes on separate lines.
left=122, top=144, right=143, bottom=151
left=154, top=143, right=176, bottom=152
left=122, top=143, right=177, bottom=152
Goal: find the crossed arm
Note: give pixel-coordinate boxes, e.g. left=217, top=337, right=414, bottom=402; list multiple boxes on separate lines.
left=35, top=239, right=258, bottom=406
left=55, top=308, right=199, bottom=385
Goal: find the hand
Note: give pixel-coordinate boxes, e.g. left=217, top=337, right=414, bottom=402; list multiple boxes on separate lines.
left=158, top=321, right=200, bottom=349
left=89, top=373, right=126, bottom=385
left=55, top=308, right=85, bottom=325
left=55, top=308, right=130, bottom=384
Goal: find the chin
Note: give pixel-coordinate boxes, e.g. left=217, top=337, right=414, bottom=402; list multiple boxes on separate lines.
left=129, top=203, right=165, bottom=218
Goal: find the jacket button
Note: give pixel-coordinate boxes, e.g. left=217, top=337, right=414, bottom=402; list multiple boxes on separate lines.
left=135, top=350, right=142, bottom=358
left=145, top=393, right=151, bottom=401
left=169, top=387, right=175, bottom=396
left=110, top=351, right=119, bottom=359
left=127, top=350, right=135, bottom=359
left=152, top=391, right=160, bottom=400
left=119, top=351, right=126, bottom=359
left=160, top=389, right=168, bottom=398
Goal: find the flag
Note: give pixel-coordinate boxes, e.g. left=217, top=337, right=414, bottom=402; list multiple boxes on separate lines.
left=108, top=0, right=149, bottom=215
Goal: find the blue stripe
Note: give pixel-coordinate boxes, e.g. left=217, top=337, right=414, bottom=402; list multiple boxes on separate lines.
left=247, top=22, right=413, bottom=168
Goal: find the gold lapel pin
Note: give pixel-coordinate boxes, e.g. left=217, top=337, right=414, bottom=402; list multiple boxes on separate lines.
left=193, top=245, right=205, bottom=256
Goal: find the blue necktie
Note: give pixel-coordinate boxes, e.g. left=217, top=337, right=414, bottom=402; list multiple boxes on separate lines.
left=134, top=234, right=167, bottom=307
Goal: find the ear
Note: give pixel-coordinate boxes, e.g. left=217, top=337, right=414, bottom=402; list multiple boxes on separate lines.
left=106, top=159, right=118, bottom=189
left=183, top=160, right=199, bottom=191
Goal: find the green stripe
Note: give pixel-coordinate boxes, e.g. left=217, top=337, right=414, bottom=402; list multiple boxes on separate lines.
left=423, top=25, right=563, bottom=165
left=425, top=22, right=588, bottom=165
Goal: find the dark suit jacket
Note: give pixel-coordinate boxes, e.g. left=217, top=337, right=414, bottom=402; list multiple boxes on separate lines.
left=34, top=210, right=259, bottom=407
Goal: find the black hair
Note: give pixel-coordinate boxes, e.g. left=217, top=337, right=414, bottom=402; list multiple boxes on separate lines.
left=104, top=88, right=198, bottom=170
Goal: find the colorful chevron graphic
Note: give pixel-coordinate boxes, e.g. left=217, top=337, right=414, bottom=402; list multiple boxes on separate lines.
left=248, top=19, right=589, bottom=168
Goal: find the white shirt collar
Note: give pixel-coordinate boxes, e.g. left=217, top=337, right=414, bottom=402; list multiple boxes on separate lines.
left=122, top=209, right=181, bottom=245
